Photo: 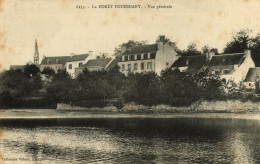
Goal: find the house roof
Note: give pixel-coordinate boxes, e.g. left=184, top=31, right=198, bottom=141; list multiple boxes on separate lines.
left=10, top=65, right=25, bottom=70
left=83, top=58, right=113, bottom=68
left=206, top=53, right=245, bottom=66
left=244, top=67, right=260, bottom=82
left=122, top=44, right=158, bottom=56
left=40, top=56, right=70, bottom=65
left=172, top=55, right=207, bottom=74
left=67, top=54, right=89, bottom=62
left=106, top=59, right=118, bottom=69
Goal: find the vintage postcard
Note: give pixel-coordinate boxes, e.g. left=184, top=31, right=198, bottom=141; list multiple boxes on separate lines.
left=0, top=0, right=260, bottom=163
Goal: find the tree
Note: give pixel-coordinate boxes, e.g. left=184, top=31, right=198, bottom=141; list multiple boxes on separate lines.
left=46, top=69, right=73, bottom=103
left=123, top=72, right=160, bottom=105
left=24, top=64, right=40, bottom=78
left=222, top=29, right=260, bottom=66
left=201, top=45, right=219, bottom=55
left=42, top=67, right=55, bottom=75
left=251, top=33, right=260, bottom=66
left=160, top=68, right=200, bottom=106
left=114, top=40, right=147, bottom=58
left=210, top=48, right=219, bottom=55
left=0, top=69, right=34, bottom=96
left=201, top=45, right=211, bottom=54
left=180, top=42, right=202, bottom=56
left=193, top=71, right=223, bottom=99
left=223, top=29, right=253, bottom=53
left=23, top=64, right=42, bottom=90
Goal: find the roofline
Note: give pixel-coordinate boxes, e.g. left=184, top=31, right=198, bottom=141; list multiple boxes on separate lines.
left=217, top=53, right=244, bottom=56
left=105, top=58, right=114, bottom=68
left=43, top=56, right=70, bottom=58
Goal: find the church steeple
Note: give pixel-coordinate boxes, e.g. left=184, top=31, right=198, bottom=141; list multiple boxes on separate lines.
left=34, top=39, right=39, bottom=64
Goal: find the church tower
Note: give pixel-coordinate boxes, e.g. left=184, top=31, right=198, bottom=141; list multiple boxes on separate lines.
left=34, top=39, right=39, bottom=64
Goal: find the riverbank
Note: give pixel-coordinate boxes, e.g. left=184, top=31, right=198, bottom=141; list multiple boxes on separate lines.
left=56, top=100, right=260, bottom=113
left=0, top=109, right=260, bottom=120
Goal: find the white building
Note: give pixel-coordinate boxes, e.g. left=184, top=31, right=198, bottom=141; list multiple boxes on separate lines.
left=66, top=52, right=93, bottom=78
left=117, top=36, right=179, bottom=75
left=75, top=57, right=117, bottom=77
left=204, top=49, right=255, bottom=83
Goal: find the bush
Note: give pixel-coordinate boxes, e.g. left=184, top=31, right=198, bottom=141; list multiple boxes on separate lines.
left=112, top=100, right=124, bottom=109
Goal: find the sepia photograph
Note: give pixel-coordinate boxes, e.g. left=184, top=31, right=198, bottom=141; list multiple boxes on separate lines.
left=0, top=0, right=260, bottom=163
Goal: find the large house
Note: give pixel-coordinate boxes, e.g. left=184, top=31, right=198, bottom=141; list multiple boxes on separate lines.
left=75, top=57, right=116, bottom=77
left=117, top=36, right=179, bottom=75
left=203, top=50, right=255, bottom=83
left=65, top=53, right=91, bottom=78
left=40, top=56, right=70, bottom=73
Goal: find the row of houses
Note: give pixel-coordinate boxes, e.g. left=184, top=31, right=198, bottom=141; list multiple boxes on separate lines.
left=39, top=52, right=116, bottom=78
left=117, top=36, right=259, bottom=90
left=172, top=49, right=260, bottom=90
left=10, top=36, right=260, bottom=90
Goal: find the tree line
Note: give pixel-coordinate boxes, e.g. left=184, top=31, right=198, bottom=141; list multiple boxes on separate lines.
left=0, top=64, right=223, bottom=108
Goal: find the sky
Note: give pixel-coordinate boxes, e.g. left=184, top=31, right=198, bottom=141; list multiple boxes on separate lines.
left=1, top=0, right=260, bottom=71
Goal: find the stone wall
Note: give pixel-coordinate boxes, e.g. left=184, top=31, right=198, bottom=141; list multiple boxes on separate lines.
left=197, top=100, right=260, bottom=113
left=57, top=100, right=260, bottom=113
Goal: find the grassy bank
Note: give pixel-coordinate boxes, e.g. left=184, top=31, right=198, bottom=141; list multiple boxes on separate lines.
left=56, top=100, right=260, bottom=114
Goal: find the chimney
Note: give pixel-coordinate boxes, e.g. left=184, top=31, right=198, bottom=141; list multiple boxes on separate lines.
left=207, top=51, right=215, bottom=60
left=244, top=49, right=251, bottom=57
left=156, top=35, right=165, bottom=43
left=102, top=53, right=108, bottom=58
left=88, top=51, right=93, bottom=56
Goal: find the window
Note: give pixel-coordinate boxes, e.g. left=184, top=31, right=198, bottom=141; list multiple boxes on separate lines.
left=141, top=63, right=144, bottom=70
left=137, top=54, right=141, bottom=60
left=122, top=64, right=125, bottom=71
left=124, top=56, right=128, bottom=61
left=147, top=62, right=152, bottom=69
left=151, top=53, right=156, bottom=59
left=186, top=60, right=189, bottom=66
left=47, top=59, right=51, bottom=64
left=79, top=62, right=83, bottom=67
left=134, top=63, right=138, bottom=70
left=69, top=64, right=72, bottom=69
left=166, top=62, right=169, bottom=66
left=56, top=59, right=60, bottom=64
left=128, top=64, right=131, bottom=71
left=223, top=70, right=229, bottom=74
left=130, top=55, right=135, bottom=61
left=144, top=53, right=148, bottom=59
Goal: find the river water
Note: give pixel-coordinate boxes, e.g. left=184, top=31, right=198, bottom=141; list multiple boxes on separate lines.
left=0, top=117, right=260, bottom=163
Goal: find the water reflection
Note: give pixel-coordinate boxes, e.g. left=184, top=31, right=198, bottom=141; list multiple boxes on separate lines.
left=0, top=118, right=259, bottom=163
